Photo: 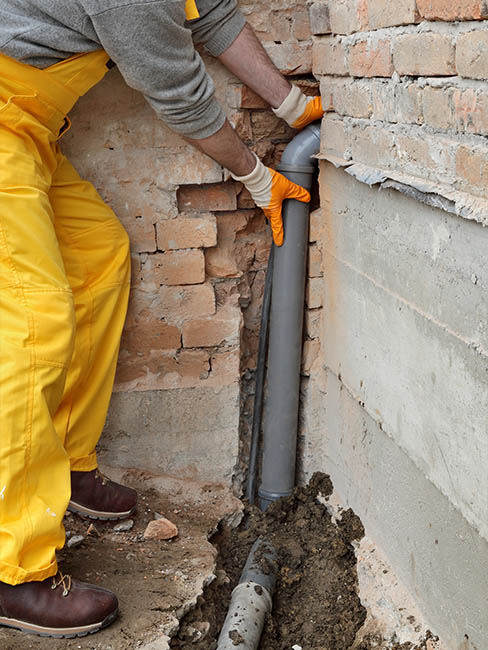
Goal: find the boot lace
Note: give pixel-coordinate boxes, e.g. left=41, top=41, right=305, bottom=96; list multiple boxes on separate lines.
left=95, top=469, right=108, bottom=486
left=51, top=571, right=72, bottom=597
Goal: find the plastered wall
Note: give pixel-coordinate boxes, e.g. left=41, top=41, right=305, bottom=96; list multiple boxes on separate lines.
left=305, top=2, right=488, bottom=647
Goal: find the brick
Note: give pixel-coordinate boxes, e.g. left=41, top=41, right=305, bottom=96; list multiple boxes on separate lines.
left=231, top=110, right=253, bottom=143
left=236, top=185, right=255, bottom=209
left=367, top=0, right=418, bottom=29
left=320, top=115, right=347, bottom=158
left=396, top=134, right=436, bottom=178
left=357, top=0, right=370, bottom=29
left=331, top=80, right=373, bottom=118
left=121, top=319, right=181, bottom=354
left=456, top=145, right=488, bottom=197
left=160, top=283, right=216, bottom=323
left=395, top=83, right=423, bottom=124
left=417, top=0, right=488, bottom=20
left=451, top=88, right=488, bottom=136
left=182, top=305, right=242, bottom=348
left=115, top=348, right=210, bottom=391
left=395, top=133, right=456, bottom=182
left=121, top=289, right=182, bottom=353
left=305, top=308, right=323, bottom=339
left=328, top=0, right=360, bottom=35
left=308, top=244, right=323, bottom=277
left=268, top=10, right=293, bottom=42
left=393, top=34, right=455, bottom=77
left=206, top=348, right=240, bottom=387
left=309, top=2, right=331, bottom=35
left=312, top=37, right=348, bottom=76
left=206, top=212, right=250, bottom=278
left=348, top=39, right=394, bottom=78
left=160, top=350, right=211, bottom=388
left=456, top=31, right=488, bottom=80
left=264, top=42, right=312, bottom=75
left=371, top=81, right=396, bottom=122
left=123, top=216, right=156, bottom=254
left=350, top=124, right=396, bottom=168
left=302, top=338, right=321, bottom=376
left=227, top=84, right=269, bottom=109
left=370, top=81, right=423, bottom=124
left=251, top=112, right=292, bottom=139
left=307, top=277, right=324, bottom=308
left=309, top=208, right=324, bottom=243
left=150, top=250, right=205, bottom=286
left=156, top=217, right=217, bottom=251
left=293, top=9, right=312, bottom=40
left=177, top=182, right=237, bottom=213
left=422, top=87, right=452, bottom=130
left=319, top=77, right=338, bottom=112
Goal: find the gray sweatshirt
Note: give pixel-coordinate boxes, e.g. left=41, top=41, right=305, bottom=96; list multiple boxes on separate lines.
left=0, top=0, right=246, bottom=138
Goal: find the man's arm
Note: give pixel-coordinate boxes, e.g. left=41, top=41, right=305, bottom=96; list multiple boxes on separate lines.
left=185, top=119, right=256, bottom=176
left=218, top=23, right=292, bottom=110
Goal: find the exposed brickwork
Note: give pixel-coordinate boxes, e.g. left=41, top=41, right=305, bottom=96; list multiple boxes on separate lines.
left=312, top=4, right=488, bottom=205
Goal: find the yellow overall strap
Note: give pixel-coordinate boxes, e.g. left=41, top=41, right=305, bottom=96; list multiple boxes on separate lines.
left=185, top=0, right=200, bottom=20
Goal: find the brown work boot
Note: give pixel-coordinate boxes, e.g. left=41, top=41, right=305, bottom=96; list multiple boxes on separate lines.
left=69, top=469, right=137, bottom=520
left=0, top=572, right=118, bottom=638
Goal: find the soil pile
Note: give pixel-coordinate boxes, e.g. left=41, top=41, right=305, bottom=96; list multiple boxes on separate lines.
left=172, top=473, right=436, bottom=650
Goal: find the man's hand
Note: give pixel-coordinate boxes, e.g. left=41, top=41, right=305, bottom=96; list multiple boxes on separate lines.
left=232, top=156, right=311, bottom=247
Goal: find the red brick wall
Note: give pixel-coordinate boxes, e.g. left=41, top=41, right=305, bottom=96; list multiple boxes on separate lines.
left=311, top=0, right=488, bottom=202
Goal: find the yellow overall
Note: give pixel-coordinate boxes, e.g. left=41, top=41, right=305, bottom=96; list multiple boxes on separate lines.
left=0, top=50, right=131, bottom=585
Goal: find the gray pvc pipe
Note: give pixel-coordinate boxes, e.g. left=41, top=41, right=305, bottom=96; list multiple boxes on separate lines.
left=216, top=538, right=277, bottom=650
left=258, top=123, right=321, bottom=510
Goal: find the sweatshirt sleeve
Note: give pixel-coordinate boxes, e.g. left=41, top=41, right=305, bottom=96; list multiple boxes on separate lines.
left=84, top=1, right=229, bottom=139
left=186, top=0, right=246, bottom=57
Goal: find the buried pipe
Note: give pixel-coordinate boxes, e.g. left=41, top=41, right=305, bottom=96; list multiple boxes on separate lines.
left=217, top=124, right=321, bottom=650
left=216, top=538, right=278, bottom=650
left=258, top=122, right=321, bottom=510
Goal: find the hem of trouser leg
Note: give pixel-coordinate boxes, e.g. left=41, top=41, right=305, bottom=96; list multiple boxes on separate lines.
left=0, top=559, right=58, bottom=586
left=70, top=453, right=98, bottom=472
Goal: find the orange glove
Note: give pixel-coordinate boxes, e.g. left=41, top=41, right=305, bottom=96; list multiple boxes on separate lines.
left=232, top=155, right=310, bottom=247
left=273, top=85, right=324, bottom=130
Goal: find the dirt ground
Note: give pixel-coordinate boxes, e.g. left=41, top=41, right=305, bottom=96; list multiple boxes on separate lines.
left=0, top=470, right=242, bottom=650
left=0, top=471, right=440, bottom=650
left=171, top=474, right=439, bottom=650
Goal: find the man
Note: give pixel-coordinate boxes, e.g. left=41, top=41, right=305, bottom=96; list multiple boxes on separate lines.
left=0, top=0, right=323, bottom=638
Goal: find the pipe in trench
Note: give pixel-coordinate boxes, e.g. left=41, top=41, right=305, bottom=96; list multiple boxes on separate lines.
left=216, top=538, right=277, bottom=650
left=216, top=123, right=321, bottom=650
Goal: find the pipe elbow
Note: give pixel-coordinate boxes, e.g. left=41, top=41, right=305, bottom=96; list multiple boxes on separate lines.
left=278, top=121, right=321, bottom=173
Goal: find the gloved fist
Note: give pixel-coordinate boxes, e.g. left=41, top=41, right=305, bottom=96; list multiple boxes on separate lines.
left=232, top=155, right=310, bottom=247
left=273, top=85, right=324, bottom=130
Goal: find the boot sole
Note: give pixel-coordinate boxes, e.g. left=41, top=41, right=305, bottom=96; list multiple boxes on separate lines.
left=68, top=500, right=136, bottom=521
left=0, top=607, right=118, bottom=638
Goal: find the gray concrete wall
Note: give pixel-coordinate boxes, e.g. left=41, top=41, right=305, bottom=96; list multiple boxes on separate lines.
left=302, top=162, right=488, bottom=650
left=101, top=386, right=240, bottom=484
